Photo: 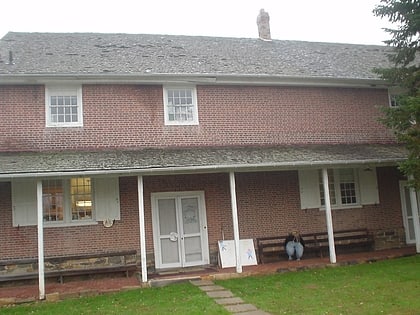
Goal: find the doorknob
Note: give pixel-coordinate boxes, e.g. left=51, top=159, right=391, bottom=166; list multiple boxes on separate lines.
left=169, top=232, right=178, bottom=242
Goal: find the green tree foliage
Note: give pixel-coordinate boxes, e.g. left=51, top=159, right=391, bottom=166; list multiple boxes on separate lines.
left=373, top=0, right=420, bottom=189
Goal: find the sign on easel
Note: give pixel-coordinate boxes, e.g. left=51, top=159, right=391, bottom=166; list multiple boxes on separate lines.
left=218, top=239, right=258, bottom=268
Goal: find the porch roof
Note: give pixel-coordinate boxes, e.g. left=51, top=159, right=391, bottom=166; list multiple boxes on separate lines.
left=0, top=144, right=407, bottom=179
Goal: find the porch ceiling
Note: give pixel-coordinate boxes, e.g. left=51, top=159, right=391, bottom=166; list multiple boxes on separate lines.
left=0, top=144, right=407, bottom=179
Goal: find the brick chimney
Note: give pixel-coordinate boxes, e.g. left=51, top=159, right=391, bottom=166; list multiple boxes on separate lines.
left=257, top=9, right=271, bottom=41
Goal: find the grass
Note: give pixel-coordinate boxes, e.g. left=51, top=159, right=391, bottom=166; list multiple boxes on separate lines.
left=1, top=255, right=419, bottom=315
left=0, top=282, right=230, bottom=315
left=217, top=255, right=420, bottom=315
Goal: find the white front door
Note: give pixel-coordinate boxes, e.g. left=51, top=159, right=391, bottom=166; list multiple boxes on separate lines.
left=152, top=191, right=209, bottom=269
left=399, top=181, right=420, bottom=244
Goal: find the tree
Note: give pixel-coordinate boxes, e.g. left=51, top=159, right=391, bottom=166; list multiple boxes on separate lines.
left=373, top=0, right=420, bottom=189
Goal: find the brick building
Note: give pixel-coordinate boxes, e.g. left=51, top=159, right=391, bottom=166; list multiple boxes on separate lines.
left=0, top=17, right=419, bottom=298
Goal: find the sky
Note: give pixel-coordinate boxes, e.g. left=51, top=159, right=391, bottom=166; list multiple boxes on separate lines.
left=0, top=0, right=394, bottom=45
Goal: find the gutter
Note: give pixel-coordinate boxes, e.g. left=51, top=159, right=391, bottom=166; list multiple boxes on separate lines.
left=0, top=73, right=390, bottom=89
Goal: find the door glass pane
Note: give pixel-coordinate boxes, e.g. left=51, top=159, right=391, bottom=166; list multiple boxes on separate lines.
left=161, top=239, right=180, bottom=264
left=404, top=188, right=413, bottom=216
left=181, top=198, right=200, bottom=234
left=184, top=236, right=202, bottom=262
left=407, top=218, right=415, bottom=240
left=158, top=199, right=177, bottom=235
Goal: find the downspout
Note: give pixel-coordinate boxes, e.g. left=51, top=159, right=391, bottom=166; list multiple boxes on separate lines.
left=36, top=180, right=45, bottom=300
left=408, top=176, right=420, bottom=253
left=137, top=176, right=148, bottom=282
left=321, top=168, right=337, bottom=263
left=229, top=171, right=242, bottom=273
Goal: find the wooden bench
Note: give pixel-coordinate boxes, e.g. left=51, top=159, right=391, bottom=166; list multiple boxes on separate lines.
left=256, top=229, right=374, bottom=264
left=0, top=250, right=138, bottom=284
left=314, top=228, right=374, bottom=257
left=256, top=233, right=321, bottom=264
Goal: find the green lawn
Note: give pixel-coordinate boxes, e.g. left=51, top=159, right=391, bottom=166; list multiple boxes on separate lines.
left=217, top=255, right=420, bottom=315
left=1, top=255, right=419, bottom=315
left=0, top=283, right=230, bottom=315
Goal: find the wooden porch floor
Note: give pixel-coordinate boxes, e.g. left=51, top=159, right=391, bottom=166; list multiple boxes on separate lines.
left=0, top=246, right=417, bottom=305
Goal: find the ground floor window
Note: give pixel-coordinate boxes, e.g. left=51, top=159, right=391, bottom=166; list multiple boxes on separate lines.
left=319, top=169, right=358, bottom=207
left=43, top=177, right=93, bottom=223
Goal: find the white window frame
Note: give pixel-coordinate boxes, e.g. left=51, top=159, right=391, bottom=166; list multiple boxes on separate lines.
left=42, top=178, right=95, bottom=226
left=163, top=86, right=199, bottom=125
left=389, top=94, right=400, bottom=108
left=319, top=168, right=361, bottom=209
left=12, top=177, right=121, bottom=228
left=299, top=168, right=379, bottom=210
left=45, top=85, right=83, bottom=127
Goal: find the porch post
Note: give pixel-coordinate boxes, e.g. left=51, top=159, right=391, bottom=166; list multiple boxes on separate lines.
left=36, top=180, right=45, bottom=300
left=229, top=171, right=242, bottom=273
left=137, top=176, right=148, bottom=282
left=408, top=176, right=420, bottom=253
left=321, top=168, right=337, bottom=264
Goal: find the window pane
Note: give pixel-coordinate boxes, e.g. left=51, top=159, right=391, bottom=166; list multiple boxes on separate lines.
left=339, top=169, right=357, bottom=204
left=319, top=169, right=336, bottom=206
left=166, top=88, right=195, bottom=123
left=43, top=180, right=64, bottom=222
left=71, top=177, right=92, bottom=220
left=48, top=90, right=79, bottom=125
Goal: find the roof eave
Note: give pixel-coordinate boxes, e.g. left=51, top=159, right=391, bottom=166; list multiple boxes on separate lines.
left=0, top=157, right=405, bottom=180
left=0, top=73, right=390, bottom=88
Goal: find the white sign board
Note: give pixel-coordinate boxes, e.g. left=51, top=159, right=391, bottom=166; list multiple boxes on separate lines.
left=218, top=239, right=258, bottom=268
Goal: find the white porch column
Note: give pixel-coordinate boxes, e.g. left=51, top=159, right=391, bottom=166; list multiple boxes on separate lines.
left=137, top=176, right=148, bottom=282
left=408, top=176, right=420, bottom=253
left=322, top=168, right=337, bottom=264
left=36, top=180, right=45, bottom=300
left=229, top=171, right=242, bottom=273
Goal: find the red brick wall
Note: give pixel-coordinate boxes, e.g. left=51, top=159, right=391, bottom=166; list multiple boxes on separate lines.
left=0, top=178, right=140, bottom=260
left=0, top=167, right=405, bottom=262
left=234, top=167, right=405, bottom=239
left=0, top=84, right=395, bottom=152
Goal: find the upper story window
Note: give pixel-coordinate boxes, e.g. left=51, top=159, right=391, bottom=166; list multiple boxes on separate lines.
left=163, top=86, right=198, bottom=125
left=45, top=86, right=83, bottom=127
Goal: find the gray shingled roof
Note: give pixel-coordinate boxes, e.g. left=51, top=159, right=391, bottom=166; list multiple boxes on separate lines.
left=0, top=32, right=393, bottom=81
left=0, top=144, right=407, bottom=178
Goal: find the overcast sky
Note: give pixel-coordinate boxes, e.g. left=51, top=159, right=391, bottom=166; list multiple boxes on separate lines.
left=0, top=0, right=394, bottom=45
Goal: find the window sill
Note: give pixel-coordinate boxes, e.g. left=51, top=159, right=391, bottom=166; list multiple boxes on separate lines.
left=43, top=221, right=98, bottom=228
left=46, top=124, right=84, bottom=128
left=319, top=204, right=363, bottom=211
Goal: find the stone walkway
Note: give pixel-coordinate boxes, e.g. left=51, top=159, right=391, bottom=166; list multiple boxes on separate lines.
left=190, top=279, right=271, bottom=315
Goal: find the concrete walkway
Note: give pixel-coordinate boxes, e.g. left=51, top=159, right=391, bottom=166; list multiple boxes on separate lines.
left=190, top=279, right=271, bottom=315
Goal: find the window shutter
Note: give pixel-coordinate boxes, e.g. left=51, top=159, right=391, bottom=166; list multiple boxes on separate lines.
left=358, top=168, right=379, bottom=205
left=94, top=177, right=121, bottom=221
left=12, top=180, right=37, bottom=227
left=298, top=170, right=321, bottom=209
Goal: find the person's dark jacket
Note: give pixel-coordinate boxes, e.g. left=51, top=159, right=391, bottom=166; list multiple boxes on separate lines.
left=284, top=233, right=305, bottom=248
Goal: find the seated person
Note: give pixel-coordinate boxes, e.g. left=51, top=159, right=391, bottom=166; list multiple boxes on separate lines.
left=284, top=231, right=305, bottom=261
